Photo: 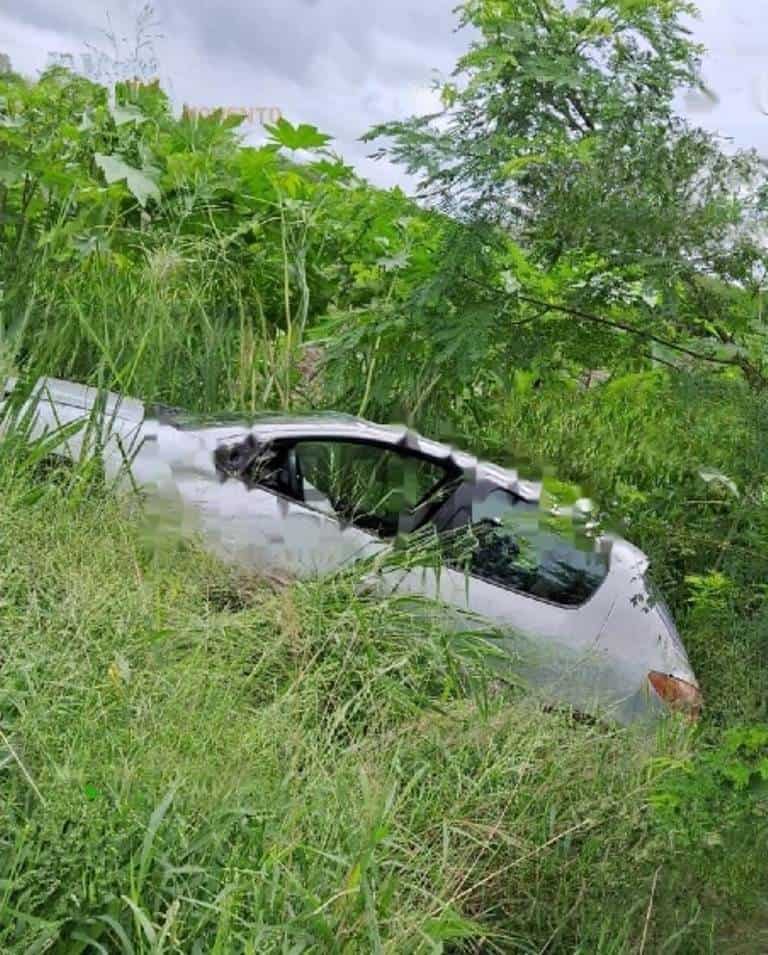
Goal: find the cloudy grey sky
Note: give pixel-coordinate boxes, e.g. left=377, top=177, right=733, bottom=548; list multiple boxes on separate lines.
left=2, top=0, right=768, bottom=192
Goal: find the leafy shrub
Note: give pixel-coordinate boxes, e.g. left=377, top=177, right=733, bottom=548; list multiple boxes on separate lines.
left=651, top=725, right=768, bottom=847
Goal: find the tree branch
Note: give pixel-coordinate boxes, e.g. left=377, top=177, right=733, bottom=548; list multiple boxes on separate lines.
left=517, top=292, right=741, bottom=367
left=508, top=305, right=552, bottom=327
left=516, top=295, right=743, bottom=368
left=461, top=271, right=758, bottom=372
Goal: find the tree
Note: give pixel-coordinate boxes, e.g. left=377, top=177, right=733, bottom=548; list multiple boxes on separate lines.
left=365, top=0, right=768, bottom=389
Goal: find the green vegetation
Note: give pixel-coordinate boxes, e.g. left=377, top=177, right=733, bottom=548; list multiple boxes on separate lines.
left=0, top=470, right=764, bottom=953
left=1, top=0, right=767, bottom=950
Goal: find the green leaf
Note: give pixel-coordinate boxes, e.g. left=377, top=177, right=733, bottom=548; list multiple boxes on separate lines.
left=264, top=117, right=332, bottom=150
left=424, top=908, right=484, bottom=942
left=500, top=154, right=547, bottom=177
left=94, top=153, right=161, bottom=207
left=97, top=914, right=135, bottom=955
left=310, top=158, right=354, bottom=181
left=138, top=783, right=178, bottom=889
left=120, top=897, right=156, bottom=947
left=721, top=761, right=752, bottom=790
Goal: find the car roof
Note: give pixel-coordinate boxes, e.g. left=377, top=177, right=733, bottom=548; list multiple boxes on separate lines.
left=4, top=375, right=145, bottom=423
left=157, top=407, right=543, bottom=503
left=3, top=378, right=541, bottom=503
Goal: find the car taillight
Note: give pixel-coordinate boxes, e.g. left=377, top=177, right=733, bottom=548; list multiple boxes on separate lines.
left=648, top=671, right=702, bottom=719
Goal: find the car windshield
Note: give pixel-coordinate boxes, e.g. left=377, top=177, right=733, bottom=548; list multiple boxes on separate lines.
left=446, top=488, right=610, bottom=607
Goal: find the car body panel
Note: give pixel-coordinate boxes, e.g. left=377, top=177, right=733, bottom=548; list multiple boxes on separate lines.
left=1, top=376, right=699, bottom=722
left=375, top=538, right=665, bottom=721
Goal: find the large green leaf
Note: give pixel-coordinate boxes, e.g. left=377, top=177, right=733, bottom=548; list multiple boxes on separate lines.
left=264, top=117, right=332, bottom=151
left=94, top=153, right=161, bottom=207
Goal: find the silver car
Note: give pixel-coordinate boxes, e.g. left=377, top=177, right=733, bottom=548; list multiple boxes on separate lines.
left=1, top=376, right=701, bottom=723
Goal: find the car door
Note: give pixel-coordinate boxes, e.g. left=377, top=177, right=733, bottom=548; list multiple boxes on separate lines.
left=161, top=431, right=456, bottom=580
left=377, top=484, right=630, bottom=713
left=268, top=436, right=456, bottom=574
left=141, top=427, right=383, bottom=579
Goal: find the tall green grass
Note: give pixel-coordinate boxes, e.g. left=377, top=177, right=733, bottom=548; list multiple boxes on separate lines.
left=12, top=244, right=268, bottom=414
left=0, top=450, right=764, bottom=953
left=6, top=188, right=321, bottom=417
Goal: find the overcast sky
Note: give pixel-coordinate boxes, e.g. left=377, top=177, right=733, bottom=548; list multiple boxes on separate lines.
left=2, top=0, right=768, bottom=192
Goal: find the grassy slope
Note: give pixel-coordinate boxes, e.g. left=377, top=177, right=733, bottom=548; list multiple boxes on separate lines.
left=0, top=466, right=764, bottom=953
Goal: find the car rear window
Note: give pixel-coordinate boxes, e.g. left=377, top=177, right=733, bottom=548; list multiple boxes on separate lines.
left=446, top=489, right=609, bottom=607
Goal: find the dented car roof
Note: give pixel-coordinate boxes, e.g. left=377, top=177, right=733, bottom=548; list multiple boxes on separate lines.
left=3, top=376, right=542, bottom=502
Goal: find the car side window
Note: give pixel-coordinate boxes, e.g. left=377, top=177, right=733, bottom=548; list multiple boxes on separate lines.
left=292, top=440, right=452, bottom=537
left=445, top=488, right=609, bottom=607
